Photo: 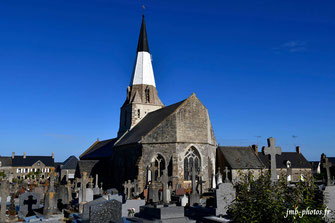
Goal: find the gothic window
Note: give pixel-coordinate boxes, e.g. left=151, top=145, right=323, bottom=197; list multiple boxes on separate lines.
left=145, top=88, right=150, bottom=103
left=152, top=154, right=165, bottom=181
left=184, top=147, right=201, bottom=180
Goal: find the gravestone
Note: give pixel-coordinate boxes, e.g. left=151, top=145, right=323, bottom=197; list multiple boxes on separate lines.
left=215, top=182, right=236, bottom=216
left=123, top=180, right=133, bottom=200
left=106, top=188, right=118, bottom=195
left=137, top=204, right=191, bottom=222
left=19, top=192, right=40, bottom=217
left=43, top=171, right=58, bottom=217
left=82, top=197, right=107, bottom=221
left=86, top=188, right=94, bottom=203
left=224, top=166, right=230, bottom=183
left=181, top=194, right=188, bottom=207
left=322, top=154, right=333, bottom=186
left=32, top=186, right=45, bottom=202
left=189, top=163, right=200, bottom=206
left=262, top=137, right=282, bottom=183
left=89, top=199, right=122, bottom=223
left=216, top=168, right=223, bottom=185
left=148, top=183, right=159, bottom=203
left=121, top=199, right=146, bottom=217
left=166, top=185, right=172, bottom=203
left=158, top=169, right=169, bottom=203
left=0, top=180, right=10, bottom=222
left=324, top=186, right=335, bottom=222
left=107, top=194, right=123, bottom=203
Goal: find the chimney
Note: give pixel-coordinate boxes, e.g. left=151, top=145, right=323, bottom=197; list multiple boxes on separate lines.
left=52, top=152, right=54, bottom=159
left=296, top=146, right=301, bottom=154
left=252, top=144, right=258, bottom=155
left=23, top=152, right=26, bottom=159
left=12, top=152, right=15, bottom=159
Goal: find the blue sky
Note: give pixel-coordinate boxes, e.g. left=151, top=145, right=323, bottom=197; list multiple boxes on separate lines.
left=0, top=0, right=334, bottom=162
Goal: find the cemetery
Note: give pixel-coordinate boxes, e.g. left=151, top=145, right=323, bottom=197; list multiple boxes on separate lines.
left=0, top=3, right=334, bottom=223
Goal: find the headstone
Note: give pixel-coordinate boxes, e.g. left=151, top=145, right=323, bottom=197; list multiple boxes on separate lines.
left=148, top=183, right=159, bottom=203
left=138, top=204, right=190, bottom=222
left=323, top=186, right=335, bottom=222
left=0, top=181, right=10, bottom=222
left=121, top=199, right=146, bottom=217
left=262, top=137, right=282, bottom=183
left=215, top=182, right=236, bottom=216
left=86, top=188, right=94, bottom=203
left=123, top=180, right=133, bottom=200
left=32, top=186, right=45, bottom=202
left=106, top=194, right=122, bottom=203
left=79, top=171, right=89, bottom=213
left=19, top=192, right=40, bottom=217
left=322, top=154, right=333, bottom=186
left=286, top=160, right=292, bottom=183
left=66, top=180, right=72, bottom=203
left=216, top=168, right=223, bottom=185
left=196, top=173, right=206, bottom=195
left=89, top=199, right=122, bottom=223
left=158, top=169, right=169, bottom=203
left=180, top=195, right=188, bottom=207
left=224, top=166, right=231, bottom=183
left=106, top=188, right=118, bottom=195
left=82, top=197, right=107, bottom=221
left=43, top=171, right=58, bottom=217
left=166, top=185, right=172, bottom=203
left=190, top=163, right=200, bottom=206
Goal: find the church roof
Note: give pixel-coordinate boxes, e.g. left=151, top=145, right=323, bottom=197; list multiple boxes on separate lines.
left=80, top=138, right=117, bottom=160
left=115, top=99, right=185, bottom=147
left=258, top=152, right=311, bottom=169
left=218, top=146, right=264, bottom=169
left=137, top=15, right=149, bottom=53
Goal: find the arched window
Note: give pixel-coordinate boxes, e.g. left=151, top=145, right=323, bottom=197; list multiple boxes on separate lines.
left=184, top=147, right=201, bottom=180
left=152, top=154, right=165, bottom=181
left=145, top=88, right=150, bottom=103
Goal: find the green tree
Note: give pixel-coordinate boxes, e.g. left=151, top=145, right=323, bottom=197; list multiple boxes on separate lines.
left=228, top=171, right=325, bottom=223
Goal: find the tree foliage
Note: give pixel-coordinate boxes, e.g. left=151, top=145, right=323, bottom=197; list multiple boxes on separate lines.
left=228, top=171, right=325, bottom=223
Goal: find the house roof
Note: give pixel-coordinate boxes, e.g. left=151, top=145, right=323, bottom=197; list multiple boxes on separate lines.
left=61, top=156, right=78, bottom=170
left=115, top=99, right=185, bottom=147
left=80, top=138, right=117, bottom=160
left=12, top=156, right=54, bottom=167
left=258, top=152, right=311, bottom=169
left=0, top=157, right=12, bottom=167
left=218, top=146, right=264, bottom=169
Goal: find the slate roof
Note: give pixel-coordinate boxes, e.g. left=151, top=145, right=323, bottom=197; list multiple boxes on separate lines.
left=12, top=156, right=54, bottom=167
left=115, top=100, right=185, bottom=146
left=80, top=138, right=117, bottom=160
left=0, top=157, right=12, bottom=167
left=258, top=152, right=311, bottom=169
left=76, top=160, right=99, bottom=177
left=61, top=156, right=78, bottom=170
left=137, top=15, right=149, bottom=53
left=218, top=146, right=264, bottom=169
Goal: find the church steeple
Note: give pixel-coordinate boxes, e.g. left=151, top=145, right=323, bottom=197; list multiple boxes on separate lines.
left=137, top=15, right=149, bottom=53
left=130, top=15, right=156, bottom=87
left=118, top=15, right=164, bottom=137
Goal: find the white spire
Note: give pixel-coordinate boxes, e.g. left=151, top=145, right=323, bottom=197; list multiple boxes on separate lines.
left=130, top=51, right=156, bottom=87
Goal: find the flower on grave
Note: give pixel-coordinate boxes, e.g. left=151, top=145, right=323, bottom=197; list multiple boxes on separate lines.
left=128, top=208, right=136, bottom=217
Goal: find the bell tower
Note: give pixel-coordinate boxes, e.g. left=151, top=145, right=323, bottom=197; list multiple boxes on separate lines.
left=118, top=15, right=164, bottom=137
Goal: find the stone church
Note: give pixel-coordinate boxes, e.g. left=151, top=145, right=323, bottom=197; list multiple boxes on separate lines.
left=79, top=16, right=217, bottom=192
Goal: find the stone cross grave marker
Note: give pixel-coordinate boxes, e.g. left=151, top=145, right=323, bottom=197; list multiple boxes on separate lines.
left=196, top=172, right=206, bottom=195
left=158, top=169, right=169, bottom=203
left=190, top=162, right=200, bottom=205
left=323, top=155, right=333, bottom=186
left=191, top=163, right=197, bottom=195
left=224, top=166, right=230, bottom=183
left=263, top=137, right=282, bottom=183
left=24, top=195, right=38, bottom=217
left=0, top=180, right=10, bottom=222
left=132, top=179, right=140, bottom=197
left=123, top=180, right=133, bottom=200
left=95, top=174, right=99, bottom=188
left=66, top=180, right=72, bottom=203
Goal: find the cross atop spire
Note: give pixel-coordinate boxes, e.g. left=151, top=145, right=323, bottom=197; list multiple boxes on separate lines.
left=137, top=15, right=149, bottom=53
